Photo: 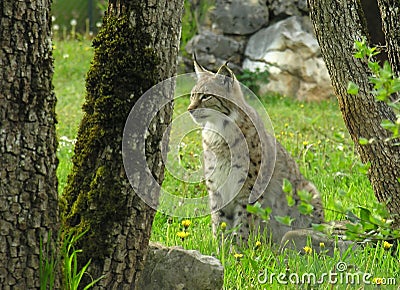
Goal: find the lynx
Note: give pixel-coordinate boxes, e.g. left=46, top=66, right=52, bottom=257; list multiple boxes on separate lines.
left=188, top=60, right=324, bottom=244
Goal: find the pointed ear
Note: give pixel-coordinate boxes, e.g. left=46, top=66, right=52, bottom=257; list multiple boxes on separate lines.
left=216, top=62, right=236, bottom=88
left=217, top=62, right=236, bottom=78
left=193, top=54, right=207, bottom=78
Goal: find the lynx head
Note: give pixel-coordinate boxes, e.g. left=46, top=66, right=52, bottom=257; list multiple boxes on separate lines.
left=188, top=59, right=245, bottom=124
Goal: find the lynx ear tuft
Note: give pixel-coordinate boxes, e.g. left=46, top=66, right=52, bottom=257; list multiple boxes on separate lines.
left=193, top=54, right=207, bottom=78
left=216, top=62, right=236, bottom=89
left=216, top=61, right=234, bottom=76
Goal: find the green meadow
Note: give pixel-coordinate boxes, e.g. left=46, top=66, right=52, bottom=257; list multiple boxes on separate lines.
left=54, top=40, right=399, bottom=289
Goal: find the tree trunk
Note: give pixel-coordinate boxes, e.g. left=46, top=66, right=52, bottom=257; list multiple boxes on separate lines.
left=376, top=0, right=400, bottom=77
left=61, top=0, right=183, bottom=288
left=0, top=0, right=60, bottom=288
left=308, top=0, right=400, bottom=226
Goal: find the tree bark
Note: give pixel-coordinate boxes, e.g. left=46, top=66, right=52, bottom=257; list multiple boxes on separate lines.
left=0, top=0, right=60, bottom=288
left=308, top=1, right=400, bottom=225
left=376, top=0, right=400, bottom=76
left=61, top=0, right=183, bottom=288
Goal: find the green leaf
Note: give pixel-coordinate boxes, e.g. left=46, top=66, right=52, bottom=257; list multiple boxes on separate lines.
left=353, top=51, right=363, bottom=59
left=275, top=215, right=295, bottom=226
left=391, top=229, right=400, bottom=239
left=368, top=46, right=380, bottom=56
left=345, top=222, right=364, bottom=234
left=354, top=38, right=367, bottom=58
left=358, top=137, right=369, bottom=145
left=263, top=206, right=272, bottom=216
left=247, top=202, right=262, bottom=215
left=261, top=207, right=272, bottom=221
left=298, top=202, right=314, bottom=215
left=380, top=228, right=391, bottom=237
left=298, top=190, right=313, bottom=203
left=345, top=210, right=360, bottom=223
left=247, top=203, right=271, bottom=221
left=367, top=61, right=380, bottom=74
left=286, top=194, right=295, bottom=207
left=361, top=222, right=376, bottom=231
left=358, top=206, right=371, bottom=222
left=344, top=231, right=360, bottom=241
left=381, top=61, right=393, bottom=78
left=83, top=275, right=107, bottom=290
left=347, top=81, right=359, bottom=95
left=312, top=223, right=331, bottom=234
left=369, top=213, right=387, bottom=227
left=381, top=119, right=395, bottom=130
left=282, top=179, right=292, bottom=194
left=333, top=132, right=345, bottom=141
left=392, top=78, right=400, bottom=92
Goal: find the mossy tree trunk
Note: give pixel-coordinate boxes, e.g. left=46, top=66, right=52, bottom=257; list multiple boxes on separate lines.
left=0, top=0, right=60, bottom=288
left=61, top=0, right=184, bottom=288
left=308, top=0, right=400, bottom=226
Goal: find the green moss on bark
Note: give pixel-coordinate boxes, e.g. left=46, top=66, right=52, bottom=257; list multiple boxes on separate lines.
left=61, top=13, right=160, bottom=262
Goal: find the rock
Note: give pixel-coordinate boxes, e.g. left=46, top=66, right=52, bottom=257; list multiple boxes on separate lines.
left=280, top=222, right=357, bottom=256
left=210, top=0, right=269, bottom=35
left=184, top=6, right=333, bottom=101
left=267, top=0, right=309, bottom=17
left=139, top=242, right=224, bottom=290
left=243, top=16, right=334, bottom=101
left=186, top=30, right=245, bottom=72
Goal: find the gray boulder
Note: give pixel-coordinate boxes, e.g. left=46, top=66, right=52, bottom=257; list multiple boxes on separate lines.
left=267, top=0, right=309, bottom=16
left=139, top=242, right=224, bottom=290
left=211, top=0, right=269, bottom=35
left=243, top=16, right=334, bottom=101
left=186, top=30, right=245, bottom=72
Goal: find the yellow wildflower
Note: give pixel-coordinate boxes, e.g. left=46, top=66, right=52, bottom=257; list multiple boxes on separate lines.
left=303, top=140, right=309, bottom=146
left=220, top=222, right=227, bottom=231
left=372, top=277, right=383, bottom=285
left=303, top=246, right=312, bottom=255
left=234, top=253, right=243, bottom=259
left=319, top=242, right=325, bottom=248
left=181, top=219, right=191, bottom=229
left=255, top=241, right=262, bottom=248
left=383, top=241, right=393, bottom=250
left=176, top=231, right=189, bottom=240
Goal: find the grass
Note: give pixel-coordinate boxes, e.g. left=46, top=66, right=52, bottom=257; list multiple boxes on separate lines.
left=53, top=41, right=92, bottom=191
left=54, top=39, right=399, bottom=289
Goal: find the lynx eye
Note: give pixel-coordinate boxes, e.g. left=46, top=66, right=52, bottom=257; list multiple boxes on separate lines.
left=201, top=94, right=213, bottom=102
